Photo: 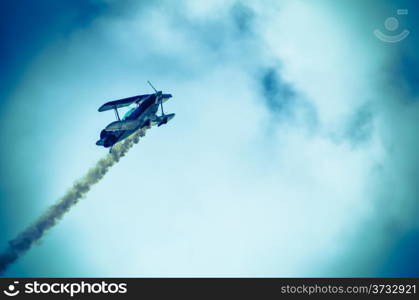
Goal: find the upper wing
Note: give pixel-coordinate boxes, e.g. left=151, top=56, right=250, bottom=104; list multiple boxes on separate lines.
left=98, top=94, right=152, bottom=112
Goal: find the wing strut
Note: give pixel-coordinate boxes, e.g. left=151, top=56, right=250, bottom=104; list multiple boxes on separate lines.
left=160, top=99, right=165, bottom=116
left=114, top=107, right=120, bottom=121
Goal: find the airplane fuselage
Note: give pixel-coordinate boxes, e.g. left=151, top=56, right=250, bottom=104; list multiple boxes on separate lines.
left=96, top=93, right=172, bottom=148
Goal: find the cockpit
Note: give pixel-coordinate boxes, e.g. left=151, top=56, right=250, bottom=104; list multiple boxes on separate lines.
left=122, top=107, right=136, bottom=120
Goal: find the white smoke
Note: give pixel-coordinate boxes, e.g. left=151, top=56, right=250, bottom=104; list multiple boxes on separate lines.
left=0, top=129, right=146, bottom=274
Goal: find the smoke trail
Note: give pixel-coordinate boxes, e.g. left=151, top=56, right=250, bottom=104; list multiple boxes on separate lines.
left=0, top=128, right=146, bottom=274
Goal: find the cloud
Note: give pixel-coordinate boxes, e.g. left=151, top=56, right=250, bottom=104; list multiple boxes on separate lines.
left=260, top=67, right=296, bottom=115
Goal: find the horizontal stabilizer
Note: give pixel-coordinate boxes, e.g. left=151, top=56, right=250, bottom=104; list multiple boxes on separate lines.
left=157, top=113, right=175, bottom=127
left=98, top=94, right=152, bottom=112
left=105, top=120, right=141, bottom=131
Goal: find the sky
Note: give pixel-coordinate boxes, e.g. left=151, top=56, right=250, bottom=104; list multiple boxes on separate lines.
left=0, top=0, right=418, bottom=277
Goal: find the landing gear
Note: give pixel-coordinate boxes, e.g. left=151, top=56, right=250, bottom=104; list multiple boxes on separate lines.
left=144, top=119, right=152, bottom=129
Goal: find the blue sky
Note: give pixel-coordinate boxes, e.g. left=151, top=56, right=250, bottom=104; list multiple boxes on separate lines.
left=0, top=0, right=418, bottom=277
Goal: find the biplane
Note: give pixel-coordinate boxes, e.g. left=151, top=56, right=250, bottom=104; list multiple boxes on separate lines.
left=96, top=81, right=175, bottom=151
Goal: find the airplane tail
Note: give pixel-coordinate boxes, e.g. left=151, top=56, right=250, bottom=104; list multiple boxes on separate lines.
left=157, top=113, right=175, bottom=127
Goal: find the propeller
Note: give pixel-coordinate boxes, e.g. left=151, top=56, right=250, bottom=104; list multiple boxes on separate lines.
left=147, top=81, right=165, bottom=117
left=147, top=80, right=158, bottom=93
